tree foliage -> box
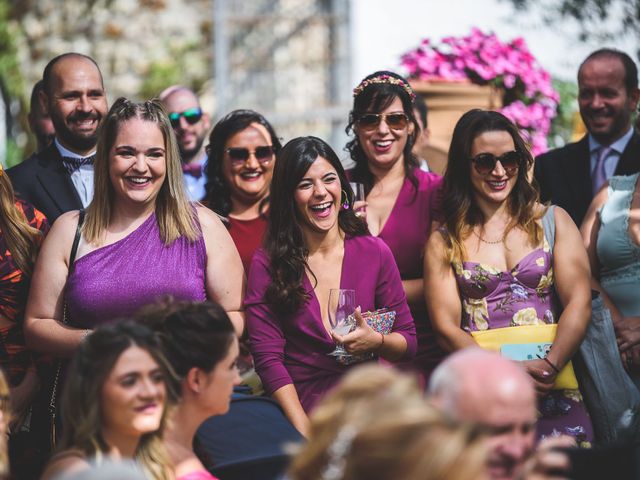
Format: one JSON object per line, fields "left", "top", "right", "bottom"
{"left": 504, "top": 0, "right": 640, "bottom": 58}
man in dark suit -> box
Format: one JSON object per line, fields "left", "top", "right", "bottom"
{"left": 8, "top": 53, "right": 108, "bottom": 223}
{"left": 535, "top": 49, "right": 640, "bottom": 226}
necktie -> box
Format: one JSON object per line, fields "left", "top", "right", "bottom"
{"left": 62, "top": 155, "right": 95, "bottom": 174}
{"left": 182, "top": 162, "right": 203, "bottom": 179}
{"left": 592, "top": 146, "right": 611, "bottom": 194}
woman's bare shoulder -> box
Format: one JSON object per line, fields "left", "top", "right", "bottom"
{"left": 41, "top": 449, "right": 90, "bottom": 479}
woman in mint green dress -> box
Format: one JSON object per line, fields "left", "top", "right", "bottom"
{"left": 582, "top": 173, "right": 640, "bottom": 388}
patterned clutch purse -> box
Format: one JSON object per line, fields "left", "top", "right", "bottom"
{"left": 335, "top": 308, "right": 396, "bottom": 366}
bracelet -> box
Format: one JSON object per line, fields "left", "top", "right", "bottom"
{"left": 377, "top": 332, "right": 385, "bottom": 351}
{"left": 542, "top": 356, "right": 560, "bottom": 374}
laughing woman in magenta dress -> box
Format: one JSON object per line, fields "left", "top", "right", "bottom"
{"left": 246, "top": 137, "right": 416, "bottom": 436}
{"left": 424, "top": 110, "right": 593, "bottom": 444}
{"left": 345, "top": 71, "right": 443, "bottom": 383}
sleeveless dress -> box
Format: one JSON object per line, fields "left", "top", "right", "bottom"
{"left": 597, "top": 173, "right": 640, "bottom": 389}
{"left": 65, "top": 212, "right": 207, "bottom": 327}
{"left": 453, "top": 235, "right": 593, "bottom": 446}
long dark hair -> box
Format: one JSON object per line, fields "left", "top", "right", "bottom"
{"left": 204, "top": 109, "right": 281, "bottom": 217}
{"left": 264, "top": 136, "right": 368, "bottom": 315}
{"left": 345, "top": 70, "right": 420, "bottom": 193}
{"left": 442, "top": 109, "right": 541, "bottom": 262}
{"left": 136, "top": 298, "right": 236, "bottom": 398}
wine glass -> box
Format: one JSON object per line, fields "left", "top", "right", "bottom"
{"left": 327, "top": 288, "right": 356, "bottom": 357}
{"left": 349, "top": 182, "right": 366, "bottom": 217}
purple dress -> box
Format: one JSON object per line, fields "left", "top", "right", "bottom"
{"left": 376, "top": 169, "right": 444, "bottom": 381}
{"left": 65, "top": 212, "right": 207, "bottom": 327}
{"left": 245, "top": 235, "right": 416, "bottom": 413}
{"left": 453, "top": 238, "right": 593, "bottom": 445}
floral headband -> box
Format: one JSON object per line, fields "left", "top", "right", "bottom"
{"left": 352, "top": 73, "right": 416, "bottom": 100}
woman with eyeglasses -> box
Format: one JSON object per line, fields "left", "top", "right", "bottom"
{"left": 424, "top": 109, "right": 593, "bottom": 442}
{"left": 24, "top": 98, "right": 245, "bottom": 362}
{"left": 204, "top": 110, "right": 282, "bottom": 274}
{"left": 346, "top": 71, "right": 443, "bottom": 384}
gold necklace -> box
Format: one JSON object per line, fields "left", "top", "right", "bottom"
{"left": 472, "top": 229, "right": 504, "bottom": 244}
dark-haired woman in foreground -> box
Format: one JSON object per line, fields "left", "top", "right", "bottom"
{"left": 137, "top": 299, "right": 239, "bottom": 480}
{"left": 424, "top": 109, "right": 593, "bottom": 443}
{"left": 346, "top": 71, "right": 443, "bottom": 383}
{"left": 246, "top": 136, "right": 416, "bottom": 436}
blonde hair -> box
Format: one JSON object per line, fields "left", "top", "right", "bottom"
{"left": 0, "top": 369, "right": 10, "bottom": 478}
{"left": 289, "top": 365, "right": 487, "bottom": 480}
{"left": 341, "top": 408, "right": 487, "bottom": 480}
{"left": 289, "top": 365, "right": 428, "bottom": 479}
{"left": 0, "top": 168, "right": 44, "bottom": 276}
{"left": 84, "top": 97, "right": 199, "bottom": 246}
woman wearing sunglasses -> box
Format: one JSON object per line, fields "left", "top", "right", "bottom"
{"left": 204, "top": 109, "right": 281, "bottom": 273}
{"left": 25, "top": 99, "right": 245, "bottom": 361}
{"left": 424, "top": 109, "right": 593, "bottom": 442}
{"left": 345, "top": 71, "right": 443, "bottom": 384}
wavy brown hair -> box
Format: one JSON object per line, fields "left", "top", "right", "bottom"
{"left": 84, "top": 97, "right": 199, "bottom": 246}
{"left": 264, "top": 136, "right": 368, "bottom": 316}
{"left": 0, "top": 169, "right": 44, "bottom": 276}
{"left": 442, "top": 109, "right": 542, "bottom": 263}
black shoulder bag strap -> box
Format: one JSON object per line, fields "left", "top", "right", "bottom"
{"left": 48, "top": 208, "right": 85, "bottom": 447}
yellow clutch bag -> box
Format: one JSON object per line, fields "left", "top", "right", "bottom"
{"left": 471, "top": 324, "right": 579, "bottom": 390}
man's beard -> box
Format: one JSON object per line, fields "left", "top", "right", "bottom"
{"left": 51, "top": 111, "right": 101, "bottom": 153}
{"left": 180, "top": 135, "right": 206, "bottom": 163}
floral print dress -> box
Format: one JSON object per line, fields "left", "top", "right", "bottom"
{"left": 453, "top": 237, "right": 593, "bottom": 446}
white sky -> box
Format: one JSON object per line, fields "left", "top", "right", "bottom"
{"left": 351, "top": 0, "right": 637, "bottom": 85}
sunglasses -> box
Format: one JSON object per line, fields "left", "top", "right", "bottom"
{"left": 356, "top": 113, "right": 409, "bottom": 131}
{"left": 168, "top": 107, "right": 203, "bottom": 128}
{"left": 225, "top": 146, "right": 275, "bottom": 166}
{"left": 471, "top": 150, "right": 522, "bottom": 176}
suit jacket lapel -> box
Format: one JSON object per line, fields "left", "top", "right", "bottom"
{"left": 36, "top": 144, "right": 83, "bottom": 214}
{"left": 615, "top": 130, "right": 640, "bottom": 175}
{"left": 558, "top": 135, "right": 592, "bottom": 212}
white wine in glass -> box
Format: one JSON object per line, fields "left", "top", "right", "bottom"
{"left": 327, "top": 288, "right": 356, "bottom": 357}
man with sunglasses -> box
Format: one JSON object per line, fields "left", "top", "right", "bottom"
{"left": 535, "top": 48, "right": 640, "bottom": 226}
{"left": 8, "top": 53, "right": 108, "bottom": 223}
{"left": 160, "top": 85, "right": 211, "bottom": 201}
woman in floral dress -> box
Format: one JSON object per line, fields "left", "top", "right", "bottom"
{"left": 424, "top": 109, "right": 593, "bottom": 444}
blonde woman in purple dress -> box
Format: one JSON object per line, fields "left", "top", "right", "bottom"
{"left": 424, "top": 109, "right": 593, "bottom": 444}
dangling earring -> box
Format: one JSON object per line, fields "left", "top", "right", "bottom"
{"left": 341, "top": 189, "right": 350, "bottom": 210}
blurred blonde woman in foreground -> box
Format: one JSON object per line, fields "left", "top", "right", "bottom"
{"left": 288, "top": 365, "right": 488, "bottom": 480}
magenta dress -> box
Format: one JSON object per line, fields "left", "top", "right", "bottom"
{"left": 65, "top": 212, "right": 207, "bottom": 327}
{"left": 245, "top": 235, "right": 416, "bottom": 413}
{"left": 453, "top": 238, "right": 593, "bottom": 445}
{"left": 376, "top": 169, "right": 444, "bottom": 382}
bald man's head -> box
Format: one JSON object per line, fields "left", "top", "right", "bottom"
{"left": 429, "top": 349, "right": 537, "bottom": 480}
{"left": 160, "top": 86, "right": 210, "bottom": 163}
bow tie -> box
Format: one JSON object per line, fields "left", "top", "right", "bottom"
{"left": 182, "top": 162, "right": 203, "bottom": 179}
{"left": 62, "top": 155, "right": 95, "bottom": 174}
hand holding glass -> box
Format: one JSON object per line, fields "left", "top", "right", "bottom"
{"left": 328, "top": 289, "right": 356, "bottom": 357}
